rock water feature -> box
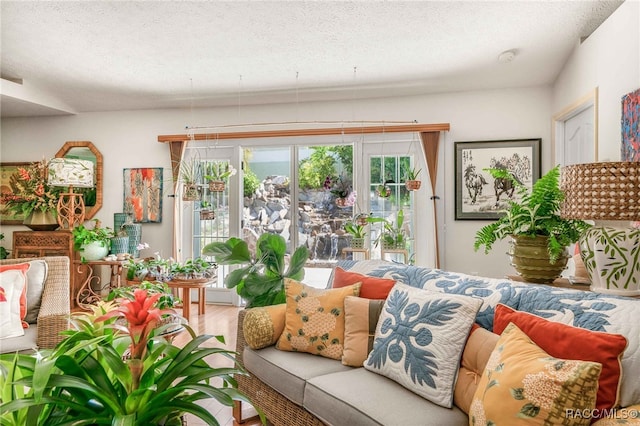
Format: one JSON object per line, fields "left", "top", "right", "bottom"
{"left": 242, "top": 175, "right": 353, "bottom": 264}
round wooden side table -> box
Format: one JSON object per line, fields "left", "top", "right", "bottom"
{"left": 166, "top": 278, "right": 212, "bottom": 319}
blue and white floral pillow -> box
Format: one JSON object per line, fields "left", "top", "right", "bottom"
{"left": 364, "top": 282, "right": 482, "bottom": 408}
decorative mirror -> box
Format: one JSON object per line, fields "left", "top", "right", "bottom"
{"left": 55, "top": 141, "right": 103, "bottom": 221}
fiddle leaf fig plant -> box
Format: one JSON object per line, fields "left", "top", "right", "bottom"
{"left": 202, "top": 233, "right": 309, "bottom": 308}
{"left": 473, "top": 165, "right": 591, "bottom": 263}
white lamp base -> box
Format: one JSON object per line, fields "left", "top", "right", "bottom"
{"left": 580, "top": 226, "right": 640, "bottom": 296}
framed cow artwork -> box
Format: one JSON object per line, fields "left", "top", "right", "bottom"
{"left": 454, "top": 139, "right": 541, "bottom": 220}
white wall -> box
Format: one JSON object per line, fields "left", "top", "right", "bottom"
{"left": 0, "top": 86, "right": 552, "bottom": 278}
{"left": 553, "top": 0, "right": 640, "bottom": 162}
{"left": 1, "top": 1, "right": 636, "bottom": 278}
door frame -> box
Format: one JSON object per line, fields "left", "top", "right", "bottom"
{"left": 552, "top": 88, "right": 599, "bottom": 165}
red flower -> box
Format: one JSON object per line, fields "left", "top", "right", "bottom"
{"left": 96, "top": 288, "right": 174, "bottom": 360}
{"left": 35, "top": 183, "right": 44, "bottom": 197}
{"left": 18, "top": 168, "right": 30, "bottom": 181}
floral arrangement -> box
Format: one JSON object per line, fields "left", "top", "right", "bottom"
{"left": 324, "top": 175, "right": 356, "bottom": 206}
{"left": 0, "top": 159, "right": 62, "bottom": 217}
{"left": 0, "top": 289, "right": 258, "bottom": 425}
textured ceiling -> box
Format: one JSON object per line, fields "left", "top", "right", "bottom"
{"left": 0, "top": 0, "right": 624, "bottom": 118}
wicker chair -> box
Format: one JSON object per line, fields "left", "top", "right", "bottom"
{"left": 233, "top": 309, "right": 325, "bottom": 426}
{"left": 0, "top": 256, "right": 70, "bottom": 352}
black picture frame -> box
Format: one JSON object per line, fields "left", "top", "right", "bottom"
{"left": 455, "top": 138, "right": 541, "bottom": 220}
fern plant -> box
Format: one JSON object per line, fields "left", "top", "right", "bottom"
{"left": 473, "top": 165, "right": 591, "bottom": 263}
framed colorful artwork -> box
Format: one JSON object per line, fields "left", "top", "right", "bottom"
{"left": 455, "top": 139, "right": 541, "bottom": 220}
{"left": 0, "top": 162, "right": 30, "bottom": 225}
{"left": 622, "top": 88, "right": 640, "bottom": 161}
{"left": 123, "top": 168, "right": 163, "bottom": 223}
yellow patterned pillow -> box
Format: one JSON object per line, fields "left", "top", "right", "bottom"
{"left": 276, "top": 278, "right": 361, "bottom": 360}
{"left": 470, "top": 323, "right": 602, "bottom": 426}
{"left": 242, "top": 303, "right": 286, "bottom": 350}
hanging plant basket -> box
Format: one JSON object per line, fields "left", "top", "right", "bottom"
{"left": 376, "top": 184, "right": 391, "bottom": 198}
{"left": 182, "top": 183, "right": 201, "bottom": 201}
{"left": 200, "top": 209, "right": 216, "bottom": 220}
{"left": 355, "top": 213, "right": 370, "bottom": 227}
{"left": 208, "top": 180, "right": 225, "bottom": 192}
{"left": 405, "top": 180, "right": 422, "bottom": 191}
{"left": 335, "top": 197, "right": 348, "bottom": 207}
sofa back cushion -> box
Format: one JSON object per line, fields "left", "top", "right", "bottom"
{"left": 494, "top": 303, "right": 627, "bottom": 415}
{"left": 24, "top": 259, "right": 48, "bottom": 324}
{"left": 342, "top": 296, "right": 385, "bottom": 366}
{"left": 453, "top": 324, "right": 500, "bottom": 414}
{"left": 242, "top": 303, "right": 286, "bottom": 350}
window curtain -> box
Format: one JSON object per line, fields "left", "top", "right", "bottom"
{"left": 419, "top": 131, "right": 441, "bottom": 268}
{"left": 170, "top": 141, "right": 187, "bottom": 262}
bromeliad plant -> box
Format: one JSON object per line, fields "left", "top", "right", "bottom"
{"left": 203, "top": 233, "right": 309, "bottom": 308}
{"left": 0, "top": 289, "right": 259, "bottom": 426}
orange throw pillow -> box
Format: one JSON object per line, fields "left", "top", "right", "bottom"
{"left": 494, "top": 303, "right": 627, "bottom": 415}
{"left": 0, "top": 263, "right": 30, "bottom": 328}
{"left": 332, "top": 267, "right": 395, "bottom": 299}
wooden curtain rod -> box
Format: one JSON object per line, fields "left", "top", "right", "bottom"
{"left": 158, "top": 123, "right": 450, "bottom": 143}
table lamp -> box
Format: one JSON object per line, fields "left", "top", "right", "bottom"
{"left": 48, "top": 158, "right": 94, "bottom": 229}
{"left": 560, "top": 162, "right": 640, "bottom": 295}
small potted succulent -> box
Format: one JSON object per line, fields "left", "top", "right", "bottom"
{"left": 404, "top": 167, "right": 422, "bottom": 191}
{"left": 204, "top": 161, "right": 236, "bottom": 192}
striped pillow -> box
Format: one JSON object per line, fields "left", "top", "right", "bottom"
{"left": 342, "top": 296, "right": 385, "bottom": 366}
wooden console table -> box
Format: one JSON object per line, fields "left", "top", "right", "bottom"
{"left": 74, "top": 260, "right": 124, "bottom": 309}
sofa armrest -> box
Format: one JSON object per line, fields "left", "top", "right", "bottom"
{"left": 36, "top": 256, "right": 70, "bottom": 348}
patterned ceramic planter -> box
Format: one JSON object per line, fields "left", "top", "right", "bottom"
{"left": 405, "top": 180, "right": 422, "bottom": 191}
{"left": 580, "top": 226, "right": 640, "bottom": 295}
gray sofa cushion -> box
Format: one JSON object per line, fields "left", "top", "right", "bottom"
{"left": 0, "top": 326, "right": 37, "bottom": 353}
{"left": 25, "top": 259, "right": 48, "bottom": 324}
{"left": 305, "top": 368, "right": 468, "bottom": 426}
{"left": 244, "top": 346, "right": 352, "bottom": 405}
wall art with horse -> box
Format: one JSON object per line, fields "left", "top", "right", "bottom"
{"left": 454, "top": 139, "right": 540, "bottom": 220}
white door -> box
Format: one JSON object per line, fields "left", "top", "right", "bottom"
{"left": 563, "top": 105, "right": 595, "bottom": 165}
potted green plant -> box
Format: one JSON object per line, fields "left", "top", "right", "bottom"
{"left": 72, "top": 219, "right": 115, "bottom": 261}
{"left": 202, "top": 233, "right": 309, "bottom": 307}
{"left": 0, "top": 288, "right": 260, "bottom": 425}
{"left": 0, "top": 233, "right": 8, "bottom": 260}
{"left": 199, "top": 199, "right": 215, "bottom": 220}
{"left": 404, "top": 167, "right": 422, "bottom": 191}
{"left": 179, "top": 158, "right": 202, "bottom": 201}
{"left": 344, "top": 220, "right": 367, "bottom": 249}
{"left": 171, "top": 257, "right": 217, "bottom": 280}
{"left": 369, "top": 209, "right": 407, "bottom": 250}
{"left": 474, "top": 165, "right": 591, "bottom": 283}
{"left": 203, "top": 161, "right": 236, "bottom": 192}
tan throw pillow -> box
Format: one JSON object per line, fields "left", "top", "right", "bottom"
{"left": 342, "top": 296, "right": 385, "bottom": 366}
{"left": 469, "top": 323, "right": 602, "bottom": 426}
{"left": 276, "top": 278, "right": 361, "bottom": 360}
{"left": 453, "top": 325, "right": 500, "bottom": 414}
{"left": 242, "top": 303, "right": 287, "bottom": 350}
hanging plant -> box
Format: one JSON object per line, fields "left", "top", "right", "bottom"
{"left": 376, "top": 180, "right": 392, "bottom": 198}
{"left": 204, "top": 161, "right": 236, "bottom": 192}
{"left": 404, "top": 167, "right": 422, "bottom": 191}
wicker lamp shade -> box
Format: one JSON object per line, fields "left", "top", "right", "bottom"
{"left": 560, "top": 162, "right": 640, "bottom": 221}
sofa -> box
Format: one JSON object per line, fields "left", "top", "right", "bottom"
{"left": 0, "top": 256, "right": 70, "bottom": 353}
{"left": 233, "top": 259, "right": 640, "bottom": 425}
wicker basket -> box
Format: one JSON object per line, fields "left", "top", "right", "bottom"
{"left": 405, "top": 180, "right": 422, "bottom": 191}
{"left": 182, "top": 183, "right": 200, "bottom": 201}
{"left": 208, "top": 180, "right": 225, "bottom": 192}
{"left": 350, "top": 238, "right": 365, "bottom": 249}
{"left": 199, "top": 209, "right": 215, "bottom": 220}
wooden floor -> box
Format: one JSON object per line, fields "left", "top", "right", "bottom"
{"left": 171, "top": 304, "right": 263, "bottom": 426}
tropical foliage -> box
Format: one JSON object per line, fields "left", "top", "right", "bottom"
{"left": 0, "top": 159, "right": 62, "bottom": 216}
{"left": 0, "top": 289, "right": 256, "bottom": 426}
{"left": 473, "top": 165, "right": 591, "bottom": 263}
{"left": 202, "top": 233, "right": 309, "bottom": 308}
